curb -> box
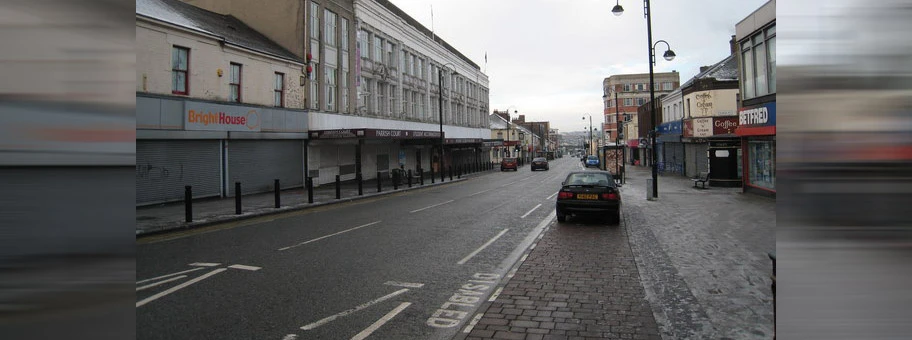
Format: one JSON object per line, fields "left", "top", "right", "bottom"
{"left": 136, "top": 176, "right": 478, "bottom": 238}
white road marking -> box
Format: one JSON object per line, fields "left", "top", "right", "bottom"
{"left": 228, "top": 264, "right": 261, "bottom": 271}
{"left": 462, "top": 313, "right": 484, "bottom": 334}
{"left": 519, "top": 176, "right": 534, "bottom": 182}
{"left": 546, "top": 191, "right": 559, "bottom": 200}
{"left": 278, "top": 221, "right": 383, "bottom": 251}
{"left": 506, "top": 267, "right": 518, "bottom": 279}
{"left": 282, "top": 335, "right": 298, "bottom": 340}
{"left": 136, "top": 268, "right": 227, "bottom": 308}
{"left": 300, "top": 289, "right": 410, "bottom": 330}
{"left": 189, "top": 262, "right": 221, "bottom": 267}
{"left": 520, "top": 254, "right": 529, "bottom": 262}
{"left": 520, "top": 204, "right": 542, "bottom": 219}
{"left": 136, "top": 267, "right": 205, "bottom": 284}
{"left": 530, "top": 243, "right": 537, "bottom": 250}
{"left": 136, "top": 275, "right": 187, "bottom": 291}
{"left": 500, "top": 181, "right": 518, "bottom": 187}
{"left": 410, "top": 200, "right": 455, "bottom": 213}
{"left": 350, "top": 302, "right": 412, "bottom": 340}
{"left": 488, "top": 287, "right": 504, "bottom": 302}
{"left": 457, "top": 229, "right": 510, "bottom": 265}
{"left": 468, "top": 189, "right": 493, "bottom": 197}
{"left": 384, "top": 281, "right": 425, "bottom": 288}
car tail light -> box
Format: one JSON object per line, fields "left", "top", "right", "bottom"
{"left": 557, "top": 191, "right": 574, "bottom": 200}
{"left": 600, "top": 193, "right": 619, "bottom": 200}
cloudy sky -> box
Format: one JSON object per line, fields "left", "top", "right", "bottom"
{"left": 388, "top": 0, "right": 769, "bottom": 133}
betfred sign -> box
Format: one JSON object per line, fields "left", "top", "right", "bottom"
{"left": 736, "top": 102, "right": 776, "bottom": 136}
{"left": 185, "top": 102, "right": 261, "bottom": 132}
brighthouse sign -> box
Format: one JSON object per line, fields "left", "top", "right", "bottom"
{"left": 185, "top": 102, "right": 261, "bottom": 132}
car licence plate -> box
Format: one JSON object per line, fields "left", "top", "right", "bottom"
{"left": 577, "top": 194, "right": 598, "bottom": 200}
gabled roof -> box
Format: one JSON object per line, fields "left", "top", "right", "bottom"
{"left": 489, "top": 113, "right": 510, "bottom": 129}
{"left": 137, "top": 0, "right": 302, "bottom": 63}
{"left": 681, "top": 54, "right": 738, "bottom": 89}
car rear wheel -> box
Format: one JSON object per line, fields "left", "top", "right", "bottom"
{"left": 556, "top": 209, "right": 566, "bottom": 222}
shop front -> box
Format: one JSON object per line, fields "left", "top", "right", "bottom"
{"left": 136, "top": 95, "right": 308, "bottom": 205}
{"left": 736, "top": 102, "right": 776, "bottom": 195}
{"left": 707, "top": 116, "right": 742, "bottom": 187}
{"left": 657, "top": 121, "right": 685, "bottom": 175}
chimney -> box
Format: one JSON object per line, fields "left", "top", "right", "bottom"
{"left": 517, "top": 115, "right": 526, "bottom": 123}
{"left": 730, "top": 35, "right": 737, "bottom": 55}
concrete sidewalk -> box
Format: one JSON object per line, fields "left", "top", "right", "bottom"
{"left": 136, "top": 165, "right": 498, "bottom": 236}
{"left": 461, "top": 166, "right": 775, "bottom": 340}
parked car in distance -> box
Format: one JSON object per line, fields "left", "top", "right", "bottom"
{"left": 585, "top": 155, "right": 600, "bottom": 168}
{"left": 531, "top": 157, "right": 549, "bottom": 171}
{"left": 500, "top": 157, "right": 518, "bottom": 171}
{"left": 556, "top": 171, "right": 621, "bottom": 224}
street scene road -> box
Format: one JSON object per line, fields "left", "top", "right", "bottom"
{"left": 137, "top": 157, "right": 775, "bottom": 340}
{"left": 138, "top": 158, "right": 578, "bottom": 340}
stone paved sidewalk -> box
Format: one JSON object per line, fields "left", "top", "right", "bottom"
{"left": 459, "top": 166, "right": 775, "bottom": 340}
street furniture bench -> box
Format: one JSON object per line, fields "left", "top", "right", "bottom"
{"left": 692, "top": 172, "right": 710, "bottom": 189}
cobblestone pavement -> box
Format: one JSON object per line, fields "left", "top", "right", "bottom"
{"left": 620, "top": 167, "right": 775, "bottom": 339}
{"left": 461, "top": 166, "right": 775, "bottom": 340}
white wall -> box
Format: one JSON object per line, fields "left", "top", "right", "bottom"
{"left": 136, "top": 19, "right": 306, "bottom": 109}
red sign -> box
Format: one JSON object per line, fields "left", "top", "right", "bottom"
{"left": 713, "top": 117, "right": 739, "bottom": 135}
{"left": 683, "top": 120, "right": 694, "bottom": 137}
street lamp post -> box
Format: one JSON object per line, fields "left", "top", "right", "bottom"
{"left": 615, "top": 90, "right": 624, "bottom": 184}
{"left": 582, "top": 114, "right": 592, "bottom": 156}
{"left": 613, "top": 0, "right": 675, "bottom": 199}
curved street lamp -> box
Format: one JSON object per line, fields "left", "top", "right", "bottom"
{"left": 582, "top": 114, "right": 593, "bottom": 155}
{"left": 613, "top": 0, "right": 676, "bottom": 200}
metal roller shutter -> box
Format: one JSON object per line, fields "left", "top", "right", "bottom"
{"left": 228, "top": 140, "right": 303, "bottom": 196}
{"left": 137, "top": 140, "right": 221, "bottom": 205}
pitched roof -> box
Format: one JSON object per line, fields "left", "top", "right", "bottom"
{"left": 137, "top": 0, "right": 302, "bottom": 63}
{"left": 681, "top": 54, "right": 738, "bottom": 89}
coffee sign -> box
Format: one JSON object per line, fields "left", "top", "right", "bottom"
{"left": 713, "top": 117, "right": 739, "bottom": 135}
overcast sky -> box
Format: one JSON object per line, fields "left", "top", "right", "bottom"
{"left": 388, "top": 0, "right": 770, "bottom": 133}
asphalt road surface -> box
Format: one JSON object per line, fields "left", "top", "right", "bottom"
{"left": 137, "top": 157, "right": 603, "bottom": 340}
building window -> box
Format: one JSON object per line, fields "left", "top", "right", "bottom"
{"left": 309, "top": 2, "right": 320, "bottom": 41}
{"left": 310, "top": 61, "right": 319, "bottom": 109}
{"left": 686, "top": 98, "right": 691, "bottom": 118}
{"left": 624, "top": 98, "right": 632, "bottom": 106}
{"left": 623, "top": 83, "right": 631, "bottom": 92}
{"left": 663, "top": 82, "right": 673, "bottom": 90}
{"left": 386, "top": 43, "right": 395, "bottom": 68}
{"left": 402, "top": 89, "right": 410, "bottom": 116}
{"left": 324, "top": 10, "right": 336, "bottom": 47}
{"left": 741, "top": 24, "right": 776, "bottom": 100}
{"left": 373, "top": 36, "right": 382, "bottom": 62}
{"left": 341, "top": 18, "right": 349, "bottom": 51}
{"left": 637, "top": 98, "right": 645, "bottom": 106}
{"left": 341, "top": 71, "right": 349, "bottom": 112}
{"left": 389, "top": 85, "right": 396, "bottom": 116}
{"left": 748, "top": 139, "right": 776, "bottom": 190}
{"left": 229, "top": 63, "right": 241, "bottom": 102}
{"left": 171, "top": 46, "right": 189, "bottom": 95}
{"left": 325, "top": 66, "right": 336, "bottom": 111}
{"left": 359, "top": 30, "right": 369, "bottom": 58}
{"left": 417, "top": 58, "right": 424, "bottom": 80}
{"left": 411, "top": 92, "right": 418, "bottom": 116}
{"left": 376, "top": 83, "right": 385, "bottom": 115}
{"left": 274, "top": 72, "right": 284, "bottom": 107}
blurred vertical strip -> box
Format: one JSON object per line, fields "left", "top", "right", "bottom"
{"left": 779, "top": 1, "right": 912, "bottom": 340}
{"left": 0, "top": 0, "right": 135, "bottom": 339}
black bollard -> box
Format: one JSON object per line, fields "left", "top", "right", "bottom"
{"left": 407, "top": 170, "right": 412, "bottom": 188}
{"left": 184, "top": 185, "right": 192, "bottom": 223}
{"left": 357, "top": 173, "right": 363, "bottom": 196}
{"left": 235, "top": 182, "right": 242, "bottom": 215}
{"left": 274, "top": 179, "right": 280, "bottom": 208}
{"left": 431, "top": 167, "right": 435, "bottom": 184}
{"left": 449, "top": 166, "right": 453, "bottom": 181}
{"left": 335, "top": 175, "right": 341, "bottom": 199}
{"left": 307, "top": 177, "right": 313, "bottom": 203}
{"left": 393, "top": 171, "right": 399, "bottom": 190}
{"left": 377, "top": 171, "right": 382, "bottom": 192}
{"left": 419, "top": 168, "right": 424, "bottom": 185}
{"left": 440, "top": 166, "right": 445, "bottom": 182}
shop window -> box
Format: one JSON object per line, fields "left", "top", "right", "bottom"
{"left": 748, "top": 140, "right": 775, "bottom": 190}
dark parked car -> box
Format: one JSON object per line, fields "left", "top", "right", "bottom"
{"left": 531, "top": 157, "right": 549, "bottom": 171}
{"left": 556, "top": 171, "right": 621, "bottom": 223}
{"left": 500, "top": 157, "right": 518, "bottom": 171}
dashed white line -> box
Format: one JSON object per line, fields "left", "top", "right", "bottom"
{"left": 410, "top": 200, "right": 455, "bottom": 213}
{"left": 384, "top": 281, "right": 425, "bottom": 288}
{"left": 136, "top": 268, "right": 227, "bottom": 308}
{"left": 282, "top": 335, "right": 298, "bottom": 340}
{"left": 468, "top": 189, "right": 494, "bottom": 197}
{"left": 457, "top": 229, "right": 510, "bottom": 265}
{"left": 546, "top": 191, "right": 559, "bottom": 200}
{"left": 350, "top": 302, "right": 412, "bottom": 340}
{"left": 500, "top": 181, "right": 518, "bottom": 187}
{"left": 506, "top": 267, "right": 518, "bottom": 279}
{"left": 136, "top": 267, "right": 205, "bottom": 285}
{"left": 278, "top": 221, "right": 383, "bottom": 251}
{"left": 462, "top": 313, "right": 484, "bottom": 334}
{"left": 136, "top": 275, "right": 187, "bottom": 291}
{"left": 520, "top": 254, "right": 529, "bottom": 262}
{"left": 228, "top": 264, "right": 261, "bottom": 271}
{"left": 300, "top": 289, "right": 410, "bottom": 330}
{"left": 189, "top": 262, "right": 221, "bottom": 267}
{"left": 520, "top": 204, "right": 542, "bottom": 219}
{"left": 488, "top": 287, "right": 504, "bottom": 302}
